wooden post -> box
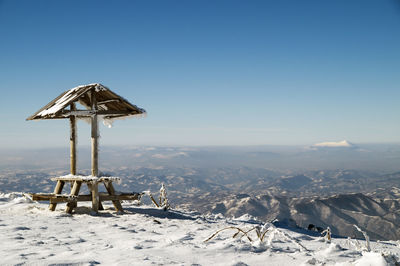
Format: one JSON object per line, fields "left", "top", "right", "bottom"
{"left": 104, "top": 181, "right": 124, "bottom": 212}
{"left": 91, "top": 90, "right": 99, "bottom": 177}
{"left": 49, "top": 180, "right": 65, "bottom": 211}
{"left": 70, "top": 103, "right": 77, "bottom": 175}
{"left": 91, "top": 181, "right": 99, "bottom": 212}
{"left": 87, "top": 183, "right": 104, "bottom": 210}
{"left": 65, "top": 181, "right": 82, "bottom": 214}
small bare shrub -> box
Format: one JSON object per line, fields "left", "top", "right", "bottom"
{"left": 353, "top": 225, "right": 371, "bottom": 252}
{"left": 204, "top": 225, "right": 268, "bottom": 243}
{"left": 159, "top": 184, "right": 170, "bottom": 210}
{"left": 321, "top": 226, "right": 331, "bottom": 243}
{"left": 204, "top": 223, "right": 309, "bottom": 252}
{"left": 143, "top": 183, "right": 170, "bottom": 210}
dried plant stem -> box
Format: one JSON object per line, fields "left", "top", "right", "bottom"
{"left": 354, "top": 225, "right": 371, "bottom": 252}
{"left": 204, "top": 226, "right": 253, "bottom": 243}
{"left": 259, "top": 229, "right": 269, "bottom": 242}
{"left": 147, "top": 193, "right": 159, "bottom": 208}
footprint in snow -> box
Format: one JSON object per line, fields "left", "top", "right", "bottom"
{"left": 103, "top": 243, "right": 113, "bottom": 249}
{"left": 19, "top": 252, "right": 38, "bottom": 258}
{"left": 231, "top": 262, "right": 249, "bottom": 266}
{"left": 14, "top": 226, "right": 31, "bottom": 231}
{"left": 179, "top": 234, "right": 194, "bottom": 241}
{"left": 76, "top": 237, "right": 86, "bottom": 243}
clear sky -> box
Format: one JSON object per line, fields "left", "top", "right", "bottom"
{"left": 0, "top": 0, "right": 399, "bottom": 148}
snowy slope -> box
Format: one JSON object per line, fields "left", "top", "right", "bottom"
{"left": 1, "top": 193, "right": 399, "bottom": 265}
{"left": 211, "top": 193, "right": 400, "bottom": 241}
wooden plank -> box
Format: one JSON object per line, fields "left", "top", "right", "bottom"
{"left": 49, "top": 180, "right": 65, "bottom": 211}
{"left": 27, "top": 84, "right": 94, "bottom": 120}
{"left": 91, "top": 181, "right": 99, "bottom": 212}
{"left": 65, "top": 181, "right": 82, "bottom": 214}
{"left": 70, "top": 103, "right": 77, "bottom": 175}
{"left": 91, "top": 89, "right": 98, "bottom": 177}
{"left": 104, "top": 181, "right": 124, "bottom": 212}
{"left": 61, "top": 110, "right": 132, "bottom": 116}
{"left": 31, "top": 109, "right": 137, "bottom": 119}
{"left": 103, "top": 87, "right": 145, "bottom": 113}
{"left": 97, "top": 98, "right": 120, "bottom": 105}
{"left": 26, "top": 90, "right": 68, "bottom": 121}
{"left": 32, "top": 193, "right": 61, "bottom": 201}
{"left": 51, "top": 176, "right": 120, "bottom": 182}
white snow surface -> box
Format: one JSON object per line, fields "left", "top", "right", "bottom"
{"left": 1, "top": 192, "right": 399, "bottom": 266}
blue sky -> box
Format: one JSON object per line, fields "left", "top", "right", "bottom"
{"left": 0, "top": 0, "right": 399, "bottom": 148}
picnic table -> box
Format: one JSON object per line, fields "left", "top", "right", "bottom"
{"left": 31, "top": 175, "right": 142, "bottom": 214}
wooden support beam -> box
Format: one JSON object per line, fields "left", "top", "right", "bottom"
{"left": 87, "top": 183, "right": 104, "bottom": 210}
{"left": 49, "top": 180, "right": 65, "bottom": 211}
{"left": 91, "top": 90, "right": 99, "bottom": 177}
{"left": 65, "top": 181, "right": 82, "bottom": 214}
{"left": 104, "top": 181, "right": 124, "bottom": 212}
{"left": 70, "top": 103, "right": 77, "bottom": 175}
{"left": 30, "top": 110, "right": 133, "bottom": 120}
{"left": 69, "top": 181, "right": 77, "bottom": 209}
{"left": 97, "top": 98, "right": 120, "bottom": 105}
{"left": 61, "top": 110, "right": 132, "bottom": 117}
{"left": 91, "top": 181, "right": 99, "bottom": 212}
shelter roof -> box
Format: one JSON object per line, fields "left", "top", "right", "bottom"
{"left": 27, "top": 83, "right": 146, "bottom": 120}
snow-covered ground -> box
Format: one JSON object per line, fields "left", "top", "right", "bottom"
{"left": 1, "top": 192, "right": 399, "bottom": 266}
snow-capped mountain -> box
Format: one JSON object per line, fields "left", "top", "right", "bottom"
{"left": 313, "top": 140, "right": 356, "bottom": 148}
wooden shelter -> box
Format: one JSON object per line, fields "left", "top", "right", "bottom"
{"left": 27, "top": 83, "right": 146, "bottom": 213}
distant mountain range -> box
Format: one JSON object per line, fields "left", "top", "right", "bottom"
{"left": 1, "top": 145, "right": 400, "bottom": 240}
{"left": 3, "top": 165, "right": 400, "bottom": 240}
{"left": 208, "top": 190, "right": 400, "bottom": 241}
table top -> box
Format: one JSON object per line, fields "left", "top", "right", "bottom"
{"left": 51, "top": 174, "right": 121, "bottom": 183}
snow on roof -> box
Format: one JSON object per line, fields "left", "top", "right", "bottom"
{"left": 27, "top": 83, "right": 146, "bottom": 121}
